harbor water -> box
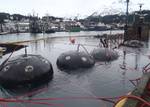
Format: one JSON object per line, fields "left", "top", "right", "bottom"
{"left": 0, "top": 30, "right": 150, "bottom": 107}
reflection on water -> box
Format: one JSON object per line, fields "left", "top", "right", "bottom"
{"left": 1, "top": 80, "right": 49, "bottom": 98}
{"left": 0, "top": 31, "right": 149, "bottom": 107}
{"left": 0, "top": 30, "right": 123, "bottom": 43}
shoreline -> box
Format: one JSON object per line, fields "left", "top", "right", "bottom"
{"left": 0, "top": 29, "right": 123, "bottom": 36}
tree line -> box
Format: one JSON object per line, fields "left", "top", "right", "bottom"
{"left": 1, "top": 10, "right": 150, "bottom": 25}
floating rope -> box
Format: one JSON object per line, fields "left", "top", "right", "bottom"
{"left": 0, "top": 98, "right": 63, "bottom": 107}
{"left": 0, "top": 95, "right": 148, "bottom": 107}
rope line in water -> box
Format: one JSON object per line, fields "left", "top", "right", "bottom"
{"left": 0, "top": 98, "right": 64, "bottom": 107}
{"left": 15, "top": 87, "right": 48, "bottom": 99}
{"left": 0, "top": 95, "right": 149, "bottom": 107}
{"left": 26, "top": 95, "right": 150, "bottom": 107}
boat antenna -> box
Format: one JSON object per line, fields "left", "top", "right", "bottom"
{"left": 138, "top": 3, "right": 144, "bottom": 15}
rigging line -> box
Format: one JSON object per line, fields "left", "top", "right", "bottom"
{"left": 0, "top": 45, "right": 22, "bottom": 71}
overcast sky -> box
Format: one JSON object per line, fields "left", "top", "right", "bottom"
{"left": 0, "top": 0, "right": 150, "bottom": 18}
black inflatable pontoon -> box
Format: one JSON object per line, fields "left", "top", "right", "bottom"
{"left": 0, "top": 54, "right": 53, "bottom": 88}
{"left": 57, "top": 51, "right": 95, "bottom": 70}
{"left": 91, "top": 48, "right": 119, "bottom": 61}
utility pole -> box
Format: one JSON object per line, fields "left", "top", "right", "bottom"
{"left": 126, "top": 0, "right": 129, "bottom": 25}
{"left": 124, "top": 0, "right": 129, "bottom": 41}
{"left": 138, "top": 3, "right": 144, "bottom": 41}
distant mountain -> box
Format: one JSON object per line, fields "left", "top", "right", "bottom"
{"left": 0, "top": 13, "right": 10, "bottom": 20}
{"left": 81, "top": 10, "right": 150, "bottom": 24}
{"left": 0, "top": 12, "right": 29, "bottom": 21}
{"left": 11, "top": 14, "right": 29, "bottom": 21}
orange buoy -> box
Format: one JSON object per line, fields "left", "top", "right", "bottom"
{"left": 69, "top": 37, "right": 75, "bottom": 44}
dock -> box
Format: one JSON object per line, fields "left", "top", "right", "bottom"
{"left": 0, "top": 43, "right": 26, "bottom": 55}
{"left": 0, "top": 32, "right": 9, "bottom": 35}
{"left": 117, "top": 73, "right": 150, "bottom": 107}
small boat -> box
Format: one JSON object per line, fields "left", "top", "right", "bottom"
{"left": 29, "top": 16, "right": 42, "bottom": 33}
{"left": 69, "top": 26, "right": 81, "bottom": 32}
{"left": 45, "top": 29, "right": 55, "bottom": 33}
{"left": 66, "top": 25, "right": 81, "bottom": 32}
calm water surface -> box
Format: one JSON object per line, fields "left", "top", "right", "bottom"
{"left": 0, "top": 31, "right": 150, "bottom": 107}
